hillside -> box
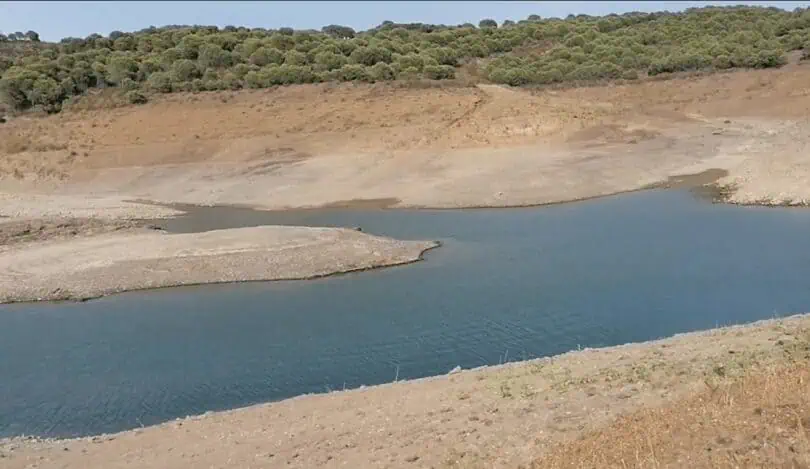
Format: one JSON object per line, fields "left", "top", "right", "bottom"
{"left": 2, "top": 6, "right": 810, "bottom": 113}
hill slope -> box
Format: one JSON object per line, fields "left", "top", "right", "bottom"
{"left": 2, "top": 6, "right": 810, "bottom": 113}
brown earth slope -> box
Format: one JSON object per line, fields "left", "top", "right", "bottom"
{"left": 1, "top": 66, "right": 810, "bottom": 214}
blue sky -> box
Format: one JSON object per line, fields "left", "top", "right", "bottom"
{"left": 1, "top": 1, "right": 808, "bottom": 42}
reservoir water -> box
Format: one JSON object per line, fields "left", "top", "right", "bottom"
{"left": 2, "top": 189, "right": 810, "bottom": 438}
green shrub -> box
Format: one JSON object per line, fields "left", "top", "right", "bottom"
{"left": 265, "top": 64, "right": 316, "bottom": 84}
{"left": 28, "top": 77, "right": 63, "bottom": 111}
{"left": 313, "top": 51, "right": 347, "bottom": 71}
{"left": 248, "top": 47, "right": 284, "bottom": 66}
{"left": 126, "top": 89, "right": 148, "bottom": 104}
{"left": 198, "top": 43, "right": 231, "bottom": 69}
{"left": 146, "top": 71, "right": 173, "bottom": 92}
{"left": 371, "top": 62, "right": 396, "bottom": 81}
{"left": 338, "top": 64, "right": 371, "bottom": 82}
{"left": 170, "top": 59, "right": 200, "bottom": 82}
{"left": 423, "top": 64, "right": 455, "bottom": 80}
{"left": 394, "top": 53, "right": 426, "bottom": 71}
{"left": 425, "top": 47, "right": 459, "bottom": 66}
{"left": 284, "top": 50, "right": 308, "bottom": 66}
{"left": 106, "top": 55, "right": 139, "bottom": 85}
{"left": 350, "top": 46, "right": 393, "bottom": 66}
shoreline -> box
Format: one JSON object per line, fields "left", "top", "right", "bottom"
{"left": 3, "top": 312, "right": 808, "bottom": 467}
{"left": 0, "top": 171, "right": 800, "bottom": 306}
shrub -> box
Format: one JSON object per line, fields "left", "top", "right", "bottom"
{"left": 371, "top": 62, "right": 396, "bottom": 81}
{"left": 350, "top": 46, "right": 393, "bottom": 66}
{"left": 198, "top": 43, "right": 231, "bottom": 69}
{"left": 248, "top": 47, "right": 284, "bottom": 66}
{"left": 28, "top": 77, "right": 63, "bottom": 111}
{"left": 266, "top": 64, "right": 316, "bottom": 84}
{"left": 106, "top": 55, "right": 139, "bottom": 85}
{"left": 170, "top": 59, "right": 200, "bottom": 82}
{"left": 338, "top": 63, "right": 371, "bottom": 81}
{"left": 423, "top": 64, "right": 455, "bottom": 80}
{"left": 314, "top": 51, "right": 348, "bottom": 71}
{"left": 146, "top": 71, "right": 173, "bottom": 92}
{"left": 394, "top": 53, "right": 426, "bottom": 71}
{"left": 425, "top": 47, "right": 459, "bottom": 66}
{"left": 126, "top": 89, "right": 148, "bottom": 104}
{"left": 284, "top": 50, "right": 308, "bottom": 66}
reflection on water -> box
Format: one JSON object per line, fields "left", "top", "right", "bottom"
{"left": 2, "top": 190, "right": 810, "bottom": 437}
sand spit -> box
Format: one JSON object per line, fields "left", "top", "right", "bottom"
{"left": 0, "top": 225, "right": 437, "bottom": 303}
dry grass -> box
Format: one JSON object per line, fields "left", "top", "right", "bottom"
{"left": 532, "top": 359, "right": 810, "bottom": 469}
{"left": 60, "top": 89, "right": 133, "bottom": 112}
{"left": 0, "top": 131, "right": 67, "bottom": 155}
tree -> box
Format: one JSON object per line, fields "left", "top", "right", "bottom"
{"left": 423, "top": 64, "right": 455, "bottom": 79}
{"left": 314, "top": 51, "right": 347, "bottom": 71}
{"left": 371, "top": 62, "right": 396, "bottom": 81}
{"left": 109, "top": 30, "right": 125, "bottom": 40}
{"left": 338, "top": 63, "right": 371, "bottom": 82}
{"left": 479, "top": 19, "right": 498, "bottom": 29}
{"left": 198, "top": 43, "right": 231, "bottom": 69}
{"left": 170, "top": 59, "right": 201, "bottom": 82}
{"left": 248, "top": 47, "right": 284, "bottom": 66}
{"left": 29, "top": 77, "right": 63, "bottom": 111}
{"left": 284, "top": 50, "right": 308, "bottom": 66}
{"left": 321, "top": 24, "right": 355, "bottom": 39}
{"left": 0, "top": 33, "right": 7, "bottom": 42}
{"left": 106, "top": 55, "right": 139, "bottom": 85}
{"left": 350, "top": 46, "right": 393, "bottom": 65}
{"left": 25, "top": 30, "right": 40, "bottom": 42}
{"left": 146, "top": 71, "right": 173, "bottom": 92}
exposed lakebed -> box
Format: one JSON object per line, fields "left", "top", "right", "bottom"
{"left": 2, "top": 189, "right": 810, "bottom": 438}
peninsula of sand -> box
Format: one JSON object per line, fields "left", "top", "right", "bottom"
{"left": 2, "top": 62, "right": 810, "bottom": 467}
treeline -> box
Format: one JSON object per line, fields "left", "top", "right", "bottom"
{"left": 1, "top": 5, "right": 809, "bottom": 113}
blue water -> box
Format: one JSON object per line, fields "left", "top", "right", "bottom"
{"left": 2, "top": 189, "right": 810, "bottom": 438}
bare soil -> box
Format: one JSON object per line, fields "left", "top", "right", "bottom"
{"left": 2, "top": 67, "right": 810, "bottom": 212}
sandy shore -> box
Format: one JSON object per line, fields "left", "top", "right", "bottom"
{"left": 0, "top": 225, "right": 436, "bottom": 303}
{"left": 2, "top": 313, "right": 807, "bottom": 469}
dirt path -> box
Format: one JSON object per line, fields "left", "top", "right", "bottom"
{"left": 3, "top": 314, "right": 807, "bottom": 469}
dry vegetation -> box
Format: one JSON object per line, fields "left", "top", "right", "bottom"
{"left": 533, "top": 361, "right": 810, "bottom": 469}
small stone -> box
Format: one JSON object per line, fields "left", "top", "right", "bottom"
{"left": 405, "top": 455, "right": 420, "bottom": 463}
